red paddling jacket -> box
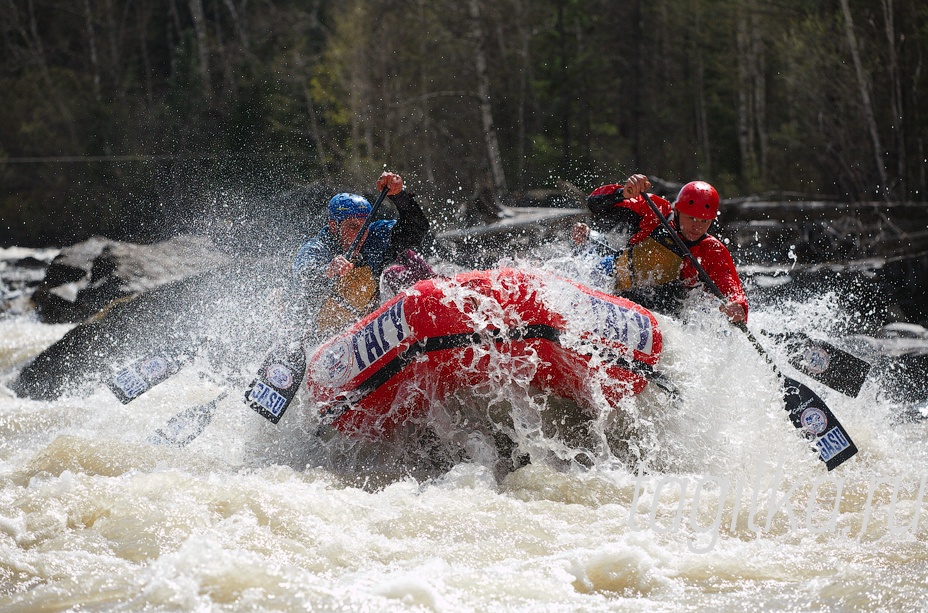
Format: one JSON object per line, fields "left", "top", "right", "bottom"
{"left": 586, "top": 183, "right": 748, "bottom": 321}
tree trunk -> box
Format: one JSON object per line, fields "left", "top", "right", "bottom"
{"left": 693, "top": 1, "right": 710, "bottom": 175}
{"left": 302, "top": 79, "right": 330, "bottom": 183}
{"left": 188, "top": 0, "right": 212, "bottom": 98}
{"left": 515, "top": 0, "right": 531, "bottom": 190}
{"left": 733, "top": 2, "right": 769, "bottom": 183}
{"left": 881, "top": 0, "right": 905, "bottom": 197}
{"left": 630, "top": 0, "right": 642, "bottom": 170}
{"left": 417, "top": 0, "right": 435, "bottom": 187}
{"left": 347, "top": 5, "right": 367, "bottom": 165}
{"left": 222, "top": 0, "right": 249, "bottom": 50}
{"left": 83, "top": 0, "right": 102, "bottom": 101}
{"left": 575, "top": 19, "right": 591, "bottom": 169}
{"left": 212, "top": 0, "right": 232, "bottom": 98}
{"left": 102, "top": 0, "right": 120, "bottom": 100}
{"left": 137, "top": 0, "right": 154, "bottom": 106}
{"left": 751, "top": 7, "right": 768, "bottom": 179}
{"left": 736, "top": 4, "right": 758, "bottom": 179}
{"left": 469, "top": 0, "right": 508, "bottom": 201}
{"left": 555, "top": 0, "right": 570, "bottom": 174}
{"left": 839, "top": 0, "right": 889, "bottom": 192}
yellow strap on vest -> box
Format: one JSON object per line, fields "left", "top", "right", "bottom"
{"left": 317, "top": 265, "right": 378, "bottom": 334}
{"left": 614, "top": 237, "right": 684, "bottom": 292}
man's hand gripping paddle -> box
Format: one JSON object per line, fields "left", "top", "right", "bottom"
{"left": 147, "top": 186, "right": 390, "bottom": 445}
{"left": 244, "top": 185, "right": 391, "bottom": 424}
{"left": 573, "top": 216, "right": 867, "bottom": 399}
{"left": 640, "top": 192, "right": 858, "bottom": 470}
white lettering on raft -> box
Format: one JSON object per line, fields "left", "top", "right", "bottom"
{"left": 586, "top": 294, "right": 655, "bottom": 355}
{"left": 313, "top": 299, "right": 410, "bottom": 386}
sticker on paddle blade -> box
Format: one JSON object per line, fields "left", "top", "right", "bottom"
{"left": 246, "top": 342, "right": 307, "bottom": 423}
{"left": 783, "top": 375, "right": 858, "bottom": 471}
{"left": 781, "top": 333, "right": 871, "bottom": 398}
{"left": 107, "top": 350, "right": 193, "bottom": 404}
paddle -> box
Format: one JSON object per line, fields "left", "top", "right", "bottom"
{"left": 148, "top": 391, "right": 228, "bottom": 447}
{"left": 761, "top": 330, "right": 870, "bottom": 398}
{"left": 106, "top": 346, "right": 197, "bottom": 404}
{"left": 574, "top": 222, "right": 869, "bottom": 398}
{"left": 640, "top": 191, "right": 857, "bottom": 470}
{"left": 245, "top": 185, "right": 392, "bottom": 424}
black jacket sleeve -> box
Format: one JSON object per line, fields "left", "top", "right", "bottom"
{"left": 385, "top": 191, "right": 430, "bottom": 260}
{"left": 586, "top": 187, "right": 643, "bottom": 236}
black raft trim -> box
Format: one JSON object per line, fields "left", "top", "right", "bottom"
{"left": 341, "top": 324, "right": 657, "bottom": 405}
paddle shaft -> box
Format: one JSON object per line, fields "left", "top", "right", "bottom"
{"left": 324, "top": 185, "right": 391, "bottom": 319}
{"left": 344, "top": 186, "right": 390, "bottom": 261}
{"left": 248, "top": 185, "right": 392, "bottom": 423}
{"left": 638, "top": 192, "right": 774, "bottom": 366}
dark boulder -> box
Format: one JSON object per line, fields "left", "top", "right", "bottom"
{"left": 32, "top": 235, "right": 229, "bottom": 324}
{"left": 11, "top": 257, "right": 288, "bottom": 401}
{"left": 1, "top": 251, "right": 55, "bottom": 315}
{"left": 10, "top": 184, "right": 346, "bottom": 401}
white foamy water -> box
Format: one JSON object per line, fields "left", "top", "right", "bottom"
{"left": 1, "top": 263, "right": 928, "bottom": 612}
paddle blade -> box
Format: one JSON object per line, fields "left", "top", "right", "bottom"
{"left": 245, "top": 341, "right": 307, "bottom": 424}
{"left": 149, "top": 391, "right": 226, "bottom": 447}
{"left": 107, "top": 349, "right": 195, "bottom": 404}
{"left": 774, "top": 332, "right": 871, "bottom": 398}
{"left": 782, "top": 376, "right": 857, "bottom": 470}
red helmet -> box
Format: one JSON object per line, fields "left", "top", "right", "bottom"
{"left": 674, "top": 181, "right": 719, "bottom": 220}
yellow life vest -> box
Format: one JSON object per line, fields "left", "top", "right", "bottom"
{"left": 316, "top": 265, "right": 378, "bottom": 334}
{"left": 614, "top": 236, "right": 685, "bottom": 292}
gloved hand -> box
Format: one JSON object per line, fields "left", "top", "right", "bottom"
{"left": 622, "top": 174, "right": 651, "bottom": 199}
{"left": 570, "top": 222, "right": 590, "bottom": 246}
{"left": 377, "top": 171, "right": 404, "bottom": 196}
{"left": 325, "top": 255, "right": 354, "bottom": 278}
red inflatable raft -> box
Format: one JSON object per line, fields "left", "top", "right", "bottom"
{"left": 306, "top": 268, "right": 663, "bottom": 439}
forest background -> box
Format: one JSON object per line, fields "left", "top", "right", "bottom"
{"left": 1, "top": 0, "right": 925, "bottom": 248}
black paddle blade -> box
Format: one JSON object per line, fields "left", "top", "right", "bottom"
{"left": 782, "top": 376, "right": 857, "bottom": 470}
{"left": 768, "top": 332, "right": 871, "bottom": 398}
{"left": 148, "top": 391, "right": 226, "bottom": 447}
{"left": 245, "top": 341, "right": 307, "bottom": 424}
{"left": 107, "top": 349, "right": 195, "bottom": 404}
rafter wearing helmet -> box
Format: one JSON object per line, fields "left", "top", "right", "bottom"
{"left": 571, "top": 174, "right": 747, "bottom": 323}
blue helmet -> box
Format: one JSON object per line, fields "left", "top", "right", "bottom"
{"left": 327, "top": 193, "right": 371, "bottom": 222}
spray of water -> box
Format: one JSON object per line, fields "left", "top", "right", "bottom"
{"left": 4, "top": 222, "right": 928, "bottom": 609}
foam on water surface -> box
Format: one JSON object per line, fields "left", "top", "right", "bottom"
{"left": 2, "top": 253, "right": 927, "bottom": 611}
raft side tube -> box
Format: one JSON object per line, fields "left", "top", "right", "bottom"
{"left": 306, "top": 268, "right": 662, "bottom": 439}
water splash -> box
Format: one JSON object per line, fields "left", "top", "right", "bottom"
{"left": 4, "top": 244, "right": 928, "bottom": 610}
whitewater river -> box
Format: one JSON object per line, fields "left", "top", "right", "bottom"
{"left": 2, "top": 253, "right": 928, "bottom": 611}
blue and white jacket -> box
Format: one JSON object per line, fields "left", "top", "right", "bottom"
{"left": 292, "top": 190, "right": 430, "bottom": 290}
